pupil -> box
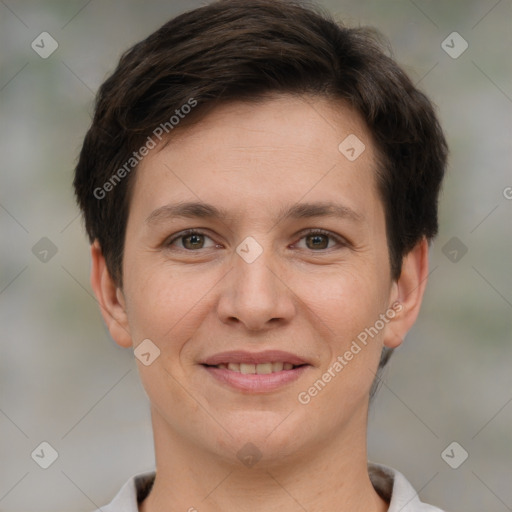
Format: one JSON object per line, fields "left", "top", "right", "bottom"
{"left": 308, "top": 234, "right": 327, "bottom": 249}
{"left": 186, "top": 234, "right": 203, "bottom": 249}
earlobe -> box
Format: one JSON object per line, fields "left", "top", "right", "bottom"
{"left": 90, "top": 240, "right": 133, "bottom": 348}
{"left": 383, "top": 238, "right": 430, "bottom": 349}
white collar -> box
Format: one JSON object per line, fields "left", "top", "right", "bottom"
{"left": 97, "top": 462, "right": 446, "bottom": 511}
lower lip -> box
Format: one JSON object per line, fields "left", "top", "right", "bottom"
{"left": 202, "top": 365, "right": 310, "bottom": 393}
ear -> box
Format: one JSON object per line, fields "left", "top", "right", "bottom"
{"left": 90, "top": 240, "right": 133, "bottom": 348}
{"left": 383, "top": 237, "right": 430, "bottom": 349}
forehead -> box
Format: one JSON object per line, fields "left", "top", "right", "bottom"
{"left": 130, "top": 94, "right": 382, "bottom": 225}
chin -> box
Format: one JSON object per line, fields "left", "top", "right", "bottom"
{"left": 208, "top": 410, "right": 307, "bottom": 462}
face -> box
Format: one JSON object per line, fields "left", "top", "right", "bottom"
{"left": 99, "top": 94, "right": 412, "bottom": 466}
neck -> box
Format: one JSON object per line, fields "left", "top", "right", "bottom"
{"left": 140, "top": 406, "right": 388, "bottom": 512}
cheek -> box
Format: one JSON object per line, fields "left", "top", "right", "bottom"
{"left": 124, "top": 261, "right": 239, "bottom": 369}
{"left": 298, "top": 264, "right": 389, "bottom": 401}
{"left": 302, "top": 265, "right": 386, "bottom": 338}
{"left": 123, "top": 261, "right": 202, "bottom": 344}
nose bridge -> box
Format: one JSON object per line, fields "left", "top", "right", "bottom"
{"left": 217, "top": 235, "right": 294, "bottom": 329}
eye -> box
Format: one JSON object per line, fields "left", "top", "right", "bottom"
{"left": 293, "top": 229, "right": 346, "bottom": 251}
{"left": 165, "top": 229, "right": 218, "bottom": 250}
{"left": 164, "top": 228, "right": 347, "bottom": 252}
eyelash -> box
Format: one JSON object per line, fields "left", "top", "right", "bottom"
{"left": 165, "top": 228, "right": 348, "bottom": 252}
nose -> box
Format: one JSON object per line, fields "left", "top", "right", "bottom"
{"left": 216, "top": 241, "right": 296, "bottom": 332}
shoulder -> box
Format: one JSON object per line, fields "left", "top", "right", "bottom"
{"left": 368, "top": 462, "right": 449, "bottom": 512}
{"left": 92, "top": 472, "right": 156, "bottom": 512}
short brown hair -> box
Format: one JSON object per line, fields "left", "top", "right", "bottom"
{"left": 73, "top": 0, "right": 448, "bottom": 379}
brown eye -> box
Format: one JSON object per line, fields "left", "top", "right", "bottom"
{"left": 182, "top": 233, "right": 205, "bottom": 250}
{"left": 294, "top": 229, "right": 345, "bottom": 251}
{"left": 166, "top": 230, "right": 216, "bottom": 250}
{"left": 305, "top": 233, "right": 329, "bottom": 250}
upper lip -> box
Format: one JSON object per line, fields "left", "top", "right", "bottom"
{"left": 202, "top": 350, "right": 309, "bottom": 366}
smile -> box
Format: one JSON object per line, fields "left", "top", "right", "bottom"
{"left": 201, "top": 350, "right": 311, "bottom": 393}
{"left": 211, "top": 362, "right": 301, "bottom": 373}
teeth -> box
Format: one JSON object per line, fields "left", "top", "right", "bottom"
{"left": 272, "top": 362, "right": 284, "bottom": 372}
{"left": 256, "top": 362, "right": 273, "bottom": 374}
{"left": 240, "top": 363, "right": 256, "bottom": 374}
{"left": 215, "top": 362, "right": 298, "bottom": 373}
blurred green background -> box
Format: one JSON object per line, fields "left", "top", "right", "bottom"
{"left": 1, "top": 1, "right": 511, "bottom": 510}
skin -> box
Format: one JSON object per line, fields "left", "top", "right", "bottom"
{"left": 91, "top": 93, "right": 429, "bottom": 512}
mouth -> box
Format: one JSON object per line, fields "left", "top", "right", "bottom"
{"left": 204, "top": 362, "right": 304, "bottom": 373}
{"left": 200, "top": 350, "right": 311, "bottom": 393}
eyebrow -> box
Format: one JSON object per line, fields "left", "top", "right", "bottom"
{"left": 145, "top": 200, "right": 363, "bottom": 226}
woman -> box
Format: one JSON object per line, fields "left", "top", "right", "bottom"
{"left": 73, "top": 1, "right": 449, "bottom": 510}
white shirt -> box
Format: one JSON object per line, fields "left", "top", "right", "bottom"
{"left": 95, "top": 462, "right": 447, "bottom": 511}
